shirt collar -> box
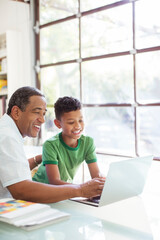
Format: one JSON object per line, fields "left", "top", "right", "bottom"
{"left": 3, "top": 113, "right": 24, "bottom": 142}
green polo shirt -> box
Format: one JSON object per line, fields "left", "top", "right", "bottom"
{"left": 33, "top": 132, "right": 97, "bottom": 183}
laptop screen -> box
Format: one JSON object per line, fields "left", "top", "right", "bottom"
{"left": 99, "top": 155, "right": 153, "bottom": 207}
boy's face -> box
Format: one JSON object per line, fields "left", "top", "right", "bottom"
{"left": 56, "top": 109, "right": 84, "bottom": 141}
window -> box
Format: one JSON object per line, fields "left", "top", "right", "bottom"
{"left": 34, "top": 0, "right": 160, "bottom": 161}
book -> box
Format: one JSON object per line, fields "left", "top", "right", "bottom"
{"left": 0, "top": 98, "right": 2, "bottom": 117}
{"left": 0, "top": 96, "right": 6, "bottom": 117}
{"left": 0, "top": 199, "right": 70, "bottom": 231}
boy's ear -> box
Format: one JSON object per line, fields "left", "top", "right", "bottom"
{"left": 54, "top": 119, "right": 62, "bottom": 129}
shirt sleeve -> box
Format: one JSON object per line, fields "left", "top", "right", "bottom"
{"left": 85, "top": 137, "right": 97, "bottom": 164}
{"left": 0, "top": 136, "right": 31, "bottom": 188}
{"left": 42, "top": 140, "right": 58, "bottom": 165}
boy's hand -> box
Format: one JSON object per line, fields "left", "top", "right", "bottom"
{"left": 97, "top": 173, "right": 106, "bottom": 180}
{"left": 79, "top": 178, "right": 105, "bottom": 198}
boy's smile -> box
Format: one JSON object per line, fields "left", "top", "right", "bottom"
{"left": 55, "top": 109, "right": 84, "bottom": 147}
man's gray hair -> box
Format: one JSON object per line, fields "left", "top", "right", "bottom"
{"left": 7, "top": 86, "right": 45, "bottom": 115}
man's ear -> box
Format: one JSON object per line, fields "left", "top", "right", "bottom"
{"left": 10, "top": 106, "right": 21, "bottom": 120}
{"left": 54, "top": 119, "right": 62, "bottom": 129}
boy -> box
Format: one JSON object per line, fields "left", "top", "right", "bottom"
{"left": 33, "top": 96, "right": 102, "bottom": 185}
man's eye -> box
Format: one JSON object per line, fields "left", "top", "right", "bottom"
{"left": 68, "top": 122, "right": 74, "bottom": 124}
{"left": 34, "top": 112, "right": 40, "bottom": 115}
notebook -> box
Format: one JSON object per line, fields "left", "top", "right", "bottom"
{"left": 71, "top": 155, "right": 153, "bottom": 207}
{"left": 0, "top": 199, "right": 70, "bottom": 231}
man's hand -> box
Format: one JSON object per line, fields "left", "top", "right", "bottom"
{"left": 79, "top": 178, "right": 105, "bottom": 198}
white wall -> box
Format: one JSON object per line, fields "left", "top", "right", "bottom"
{"left": 0, "top": 0, "right": 35, "bottom": 96}
{"left": 0, "top": 0, "right": 9, "bottom": 33}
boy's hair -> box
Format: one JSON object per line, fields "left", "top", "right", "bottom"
{"left": 54, "top": 96, "right": 81, "bottom": 120}
{"left": 7, "top": 86, "right": 45, "bottom": 115}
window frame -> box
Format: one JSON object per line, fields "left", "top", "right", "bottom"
{"left": 34, "top": 0, "right": 160, "bottom": 161}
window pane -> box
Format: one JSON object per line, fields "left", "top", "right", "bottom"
{"left": 40, "top": 0, "right": 78, "bottom": 25}
{"left": 82, "top": 56, "right": 134, "bottom": 104}
{"left": 41, "top": 64, "right": 80, "bottom": 105}
{"left": 135, "top": 0, "right": 160, "bottom": 49}
{"left": 81, "top": 0, "right": 122, "bottom": 12}
{"left": 40, "top": 20, "right": 79, "bottom": 64}
{"left": 136, "top": 51, "right": 160, "bottom": 103}
{"left": 81, "top": 4, "right": 132, "bottom": 58}
{"left": 83, "top": 107, "right": 135, "bottom": 155}
{"left": 42, "top": 107, "right": 58, "bottom": 143}
{"left": 138, "top": 107, "right": 160, "bottom": 156}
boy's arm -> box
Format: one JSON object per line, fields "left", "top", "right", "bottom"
{"left": 46, "top": 164, "right": 70, "bottom": 185}
{"left": 88, "top": 162, "right": 103, "bottom": 179}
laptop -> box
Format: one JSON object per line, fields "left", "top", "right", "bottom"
{"left": 71, "top": 155, "right": 153, "bottom": 207}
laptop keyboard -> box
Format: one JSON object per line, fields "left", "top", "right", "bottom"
{"left": 86, "top": 196, "right": 100, "bottom": 204}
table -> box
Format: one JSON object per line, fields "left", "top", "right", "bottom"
{"left": 0, "top": 196, "right": 155, "bottom": 240}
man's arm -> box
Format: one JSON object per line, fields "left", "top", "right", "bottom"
{"left": 7, "top": 178, "right": 105, "bottom": 203}
{"left": 28, "top": 155, "right": 42, "bottom": 170}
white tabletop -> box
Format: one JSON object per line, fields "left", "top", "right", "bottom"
{"left": 0, "top": 196, "right": 155, "bottom": 240}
